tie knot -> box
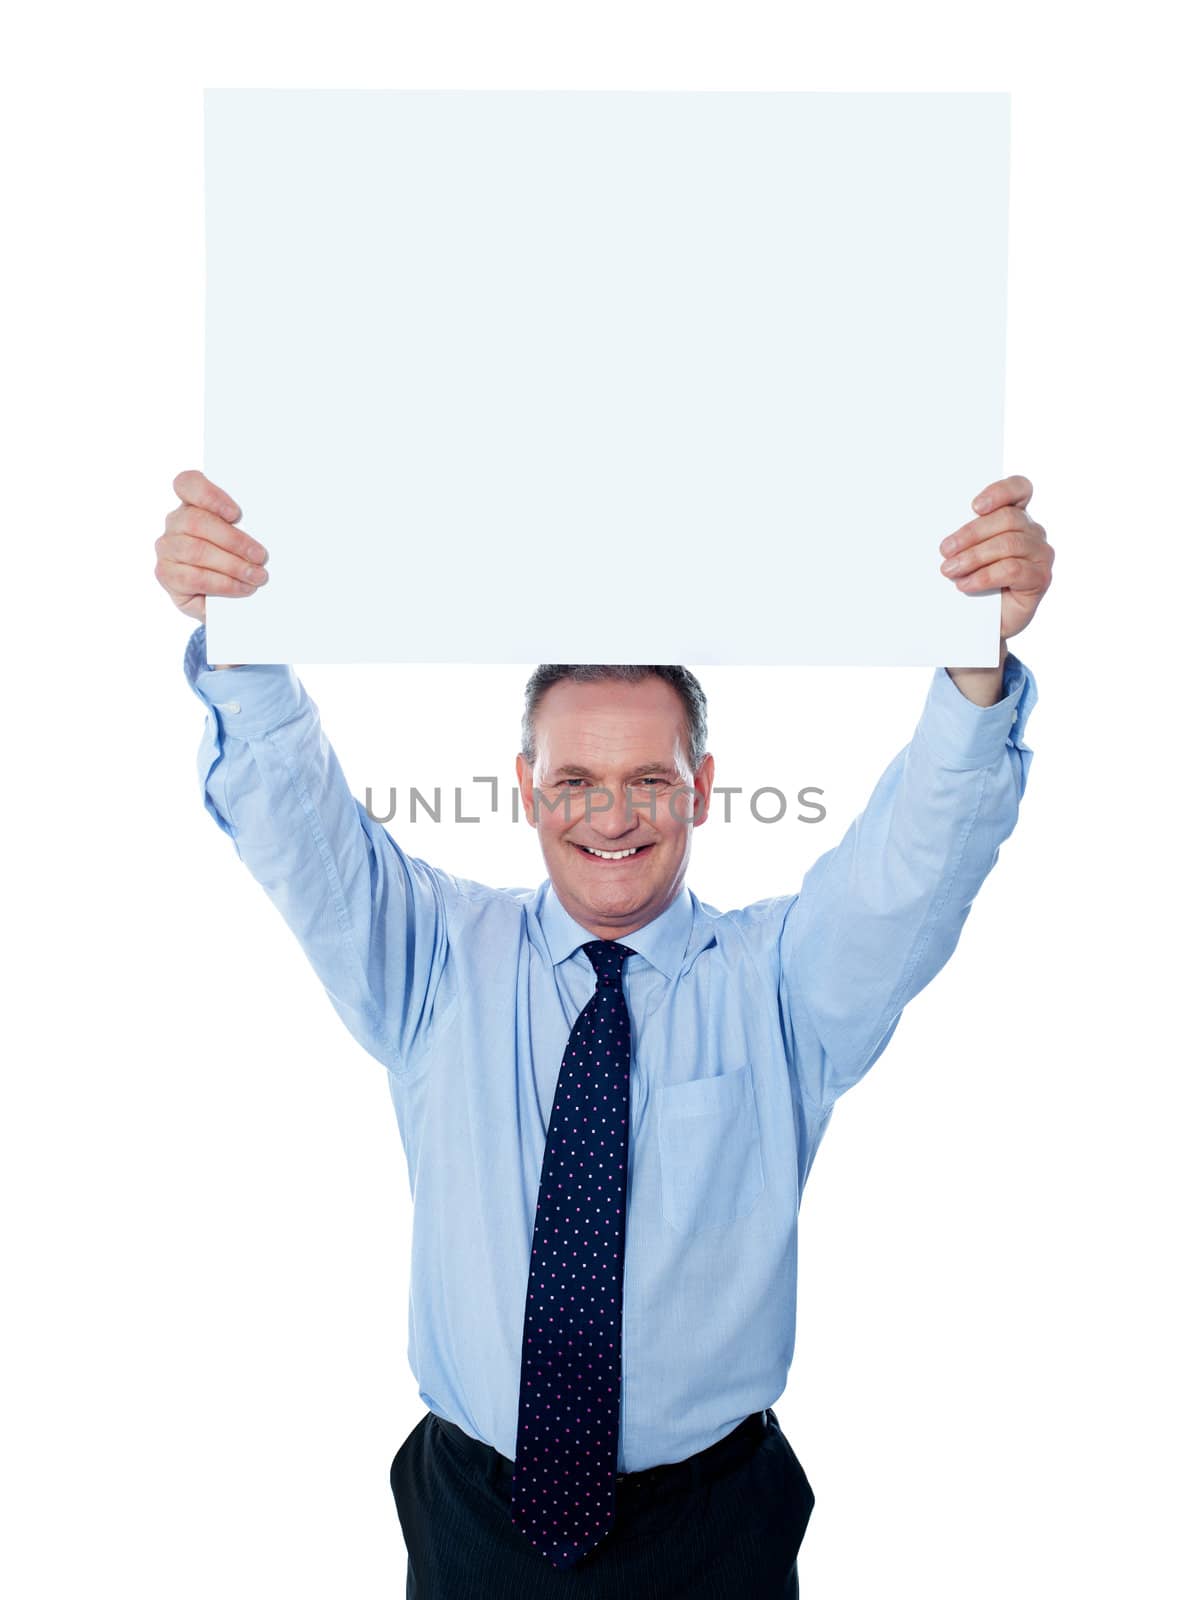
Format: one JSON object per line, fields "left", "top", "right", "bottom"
{"left": 582, "top": 939, "right": 635, "bottom": 988}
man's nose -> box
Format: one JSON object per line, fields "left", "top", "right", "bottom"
{"left": 583, "top": 786, "right": 645, "bottom": 838}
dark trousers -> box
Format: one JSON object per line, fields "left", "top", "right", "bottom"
{"left": 390, "top": 1405, "right": 814, "bottom": 1597}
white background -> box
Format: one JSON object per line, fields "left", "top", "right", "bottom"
{"left": 2, "top": 4, "right": 1180, "bottom": 1597}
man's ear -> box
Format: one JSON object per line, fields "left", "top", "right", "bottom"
{"left": 691, "top": 752, "right": 715, "bottom": 828}
{"left": 515, "top": 753, "right": 537, "bottom": 828}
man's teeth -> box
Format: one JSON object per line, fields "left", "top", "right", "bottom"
{"left": 581, "top": 845, "right": 643, "bottom": 859}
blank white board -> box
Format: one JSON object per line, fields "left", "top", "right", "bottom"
{"left": 203, "top": 90, "right": 1008, "bottom": 666}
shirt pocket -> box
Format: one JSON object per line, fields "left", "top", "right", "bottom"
{"left": 656, "top": 1063, "right": 766, "bottom": 1235}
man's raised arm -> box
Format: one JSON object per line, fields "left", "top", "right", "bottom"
{"left": 159, "top": 470, "right": 451, "bottom": 1074}
{"left": 779, "top": 648, "right": 1038, "bottom": 1120}
{"left": 779, "top": 473, "right": 1054, "bottom": 1123}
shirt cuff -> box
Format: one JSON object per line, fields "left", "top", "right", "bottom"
{"left": 183, "top": 622, "right": 306, "bottom": 739}
{"left": 913, "top": 648, "right": 1038, "bottom": 771}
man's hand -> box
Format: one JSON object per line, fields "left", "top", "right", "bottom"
{"left": 940, "top": 474, "right": 1055, "bottom": 641}
{"left": 939, "top": 474, "right": 1055, "bottom": 701}
{"left": 156, "top": 470, "right": 269, "bottom": 667}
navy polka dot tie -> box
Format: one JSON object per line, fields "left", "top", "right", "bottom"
{"left": 511, "top": 938, "right": 636, "bottom": 1570}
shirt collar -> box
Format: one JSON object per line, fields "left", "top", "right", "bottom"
{"left": 537, "top": 881, "right": 694, "bottom": 982}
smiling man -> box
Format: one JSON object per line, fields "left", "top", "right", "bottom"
{"left": 159, "top": 469, "right": 1053, "bottom": 1599}
{"left": 516, "top": 666, "right": 715, "bottom": 940}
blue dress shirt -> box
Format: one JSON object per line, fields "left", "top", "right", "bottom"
{"left": 183, "top": 623, "right": 1037, "bottom": 1471}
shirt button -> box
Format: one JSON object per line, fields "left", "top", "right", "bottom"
{"left": 1010, "top": 710, "right": 1018, "bottom": 725}
{"left": 222, "top": 701, "right": 241, "bottom": 714}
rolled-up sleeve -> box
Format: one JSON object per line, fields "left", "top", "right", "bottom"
{"left": 780, "top": 649, "right": 1038, "bottom": 1118}
{"left": 183, "top": 624, "right": 451, "bottom": 1073}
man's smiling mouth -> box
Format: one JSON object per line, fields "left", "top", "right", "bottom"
{"left": 572, "top": 843, "right": 655, "bottom": 861}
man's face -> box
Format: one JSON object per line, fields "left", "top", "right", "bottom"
{"left": 515, "top": 676, "right": 715, "bottom": 941}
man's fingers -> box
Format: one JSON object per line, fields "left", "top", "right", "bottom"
{"left": 941, "top": 525, "right": 1045, "bottom": 577}
{"left": 173, "top": 468, "right": 242, "bottom": 523}
{"left": 941, "top": 506, "right": 1044, "bottom": 557}
{"left": 971, "top": 474, "right": 1034, "bottom": 514}
{"left": 162, "top": 502, "right": 268, "bottom": 566}
{"left": 155, "top": 530, "right": 269, "bottom": 589}
{"left": 953, "top": 554, "right": 1050, "bottom": 593}
{"left": 158, "top": 471, "right": 264, "bottom": 619}
{"left": 156, "top": 557, "right": 266, "bottom": 598}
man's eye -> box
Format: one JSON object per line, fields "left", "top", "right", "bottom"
{"left": 560, "top": 778, "right": 585, "bottom": 788}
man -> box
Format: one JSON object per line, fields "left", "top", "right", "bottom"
{"left": 156, "top": 469, "right": 1054, "bottom": 1597}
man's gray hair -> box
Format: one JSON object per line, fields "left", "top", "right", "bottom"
{"left": 520, "top": 664, "right": 709, "bottom": 775}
